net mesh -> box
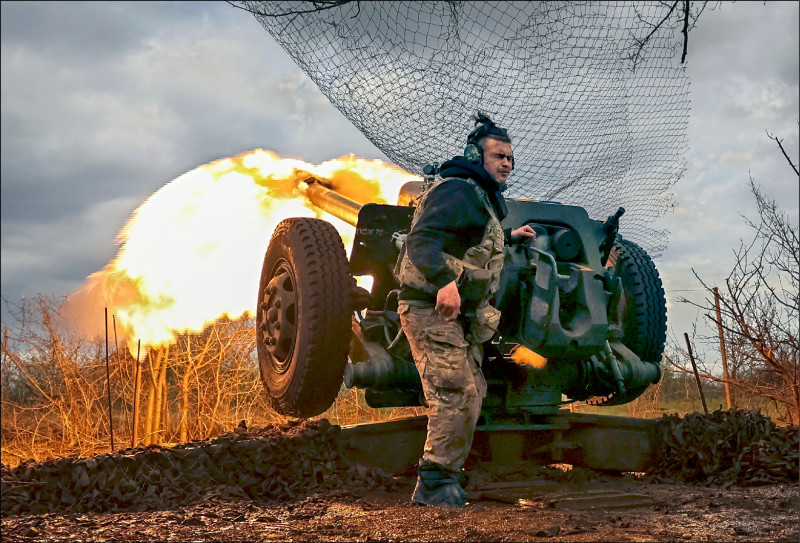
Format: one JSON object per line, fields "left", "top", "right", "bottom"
{"left": 239, "top": 1, "right": 691, "bottom": 257}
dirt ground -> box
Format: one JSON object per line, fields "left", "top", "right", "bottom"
{"left": 2, "top": 470, "right": 797, "bottom": 543}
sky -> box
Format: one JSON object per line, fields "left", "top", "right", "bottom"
{"left": 1, "top": 1, "right": 798, "bottom": 365}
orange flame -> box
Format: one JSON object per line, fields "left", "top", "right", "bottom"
{"left": 65, "top": 149, "right": 419, "bottom": 354}
{"left": 510, "top": 345, "right": 548, "bottom": 369}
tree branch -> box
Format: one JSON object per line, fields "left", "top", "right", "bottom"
{"left": 227, "top": 1, "right": 355, "bottom": 18}
{"left": 681, "top": 0, "right": 690, "bottom": 63}
{"left": 629, "top": 1, "right": 680, "bottom": 69}
{"left": 766, "top": 130, "right": 800, "bottom": 176}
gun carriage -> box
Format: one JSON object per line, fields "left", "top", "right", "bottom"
{"left": 256, "top": 173, "right": 667, "bottom": 473}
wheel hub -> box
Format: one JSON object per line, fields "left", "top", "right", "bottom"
{"left": 259, "top": 261, "right": 297, "bottom": 372}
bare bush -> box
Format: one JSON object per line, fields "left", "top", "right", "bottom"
{"left": 672, "top": 134, "right": 799, "bottom": 425}
{"left": 1, "top": 296, "right": 284, "bottom": 465}
{"left": 2, "top": 295, "right": 109, "bottom": 461}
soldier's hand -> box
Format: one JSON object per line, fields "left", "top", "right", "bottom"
{"left": 510, "top": 224, "right": 536, "bottom": 244}
{"left": 435, "top": 281, "right": 461, "bottom": 322}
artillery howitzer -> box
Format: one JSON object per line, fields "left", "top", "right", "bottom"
{"left": 256, "top": 173, "right": 667, "bottom": 472}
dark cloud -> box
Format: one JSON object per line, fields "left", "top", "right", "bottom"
{"left": 0, "top": 113, "right": 188, "bottom": 227}
{"left": 1, "top": 195, "right": 132, "bottom": 308}
{"left": 0, "top": 1, "right": 191, "bottom": 65}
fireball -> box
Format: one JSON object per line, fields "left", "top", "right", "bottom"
{"left": 66, "top": 149, "right": 419, "bottom": 353}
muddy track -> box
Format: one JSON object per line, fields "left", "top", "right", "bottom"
{"left": 1, "top": 474, "right": 797, "bottom": 542}
{"left": 2, "top": 411, "right": 798, "bottom": 542}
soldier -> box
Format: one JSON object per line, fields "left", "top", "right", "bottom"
{"left": 395, "top": 112, "right": 536, "bottom": 507}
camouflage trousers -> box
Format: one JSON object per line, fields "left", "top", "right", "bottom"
{"left": 398, "top": 302, "right": 487, "bottom": 472}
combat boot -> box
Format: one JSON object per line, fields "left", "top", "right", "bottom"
{"left": 411, "top": 459, "right": 467, "bottom": 507}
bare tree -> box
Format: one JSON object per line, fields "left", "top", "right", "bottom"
{"left": 675, "top": 134, "right": 799, "bottom": 425}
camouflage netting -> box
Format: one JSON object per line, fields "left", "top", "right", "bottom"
{"left": 648, "top": 410, "right": 800, "bottom": 486}
{"left": 0, "top": 420, "right": 394, "bottom": 518}
{"left": 237, "top": 1, "right": 692, "bottom": 257}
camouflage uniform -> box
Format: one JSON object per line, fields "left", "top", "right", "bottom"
{"left": 396, "top": 178, "right": 505, "bottom": 472}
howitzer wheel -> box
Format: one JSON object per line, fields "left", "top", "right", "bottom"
{"left": 610, "top": 238, "right": 667, "bottom": 363}
{"left": 256, "top": 218, "right": 352, "bottom": 417}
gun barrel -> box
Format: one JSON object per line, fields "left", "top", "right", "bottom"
{"left": 297, "top": 177, "right": 363, "bottom": 226}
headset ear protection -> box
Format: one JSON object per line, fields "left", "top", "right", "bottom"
{"left": 464, "top": 119, "right": 514, "bottom": 170}
{"left": 464, "top": 122, "right": 486, "bottom": 166}
{"left": 463, "top": 140, "right": 483, "bottom": 166}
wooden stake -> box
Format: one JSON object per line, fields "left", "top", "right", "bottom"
{"left": 684, "top": 333, "right": 708, "bottom": 415}
{"left": 713, "top": 287, "right": 732, "bottom": 408}
{"left": 132, "top": 340, "right": 141, "bottom": 448}
{"left": 112, "top": 315, "right": 131, "bottom": 442}
{"left": 104, "top": 308, "right": 115, "bottom": 451}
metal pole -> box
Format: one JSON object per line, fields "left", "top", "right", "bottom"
{"left": 104, "top": 308, "right": 115, "bottom": 451}
{"left": 132, "top": 340, "right": 141, "bottom": 448}
{"left": 713, "top": 287, "right": 732, "bottom": 408}
{"left": 684, "top": 333, "right": 708, "bottom": 415}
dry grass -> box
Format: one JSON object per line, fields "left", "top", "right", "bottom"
{"left": 2, "top": 295, "right": 786, "bottom": 470}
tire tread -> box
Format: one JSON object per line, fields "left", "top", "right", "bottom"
{"left": 615, "top": 238, "right": 667, "bottom": 362}
{"left": 257, "top": 218, "right": 353, "bottom": 417}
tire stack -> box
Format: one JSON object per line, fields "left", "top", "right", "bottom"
{"left": 1, "top": 419, "right": 393, "bottom": 518}
{"left": 648, "top": 409, "right": 799, "bottom": 486}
